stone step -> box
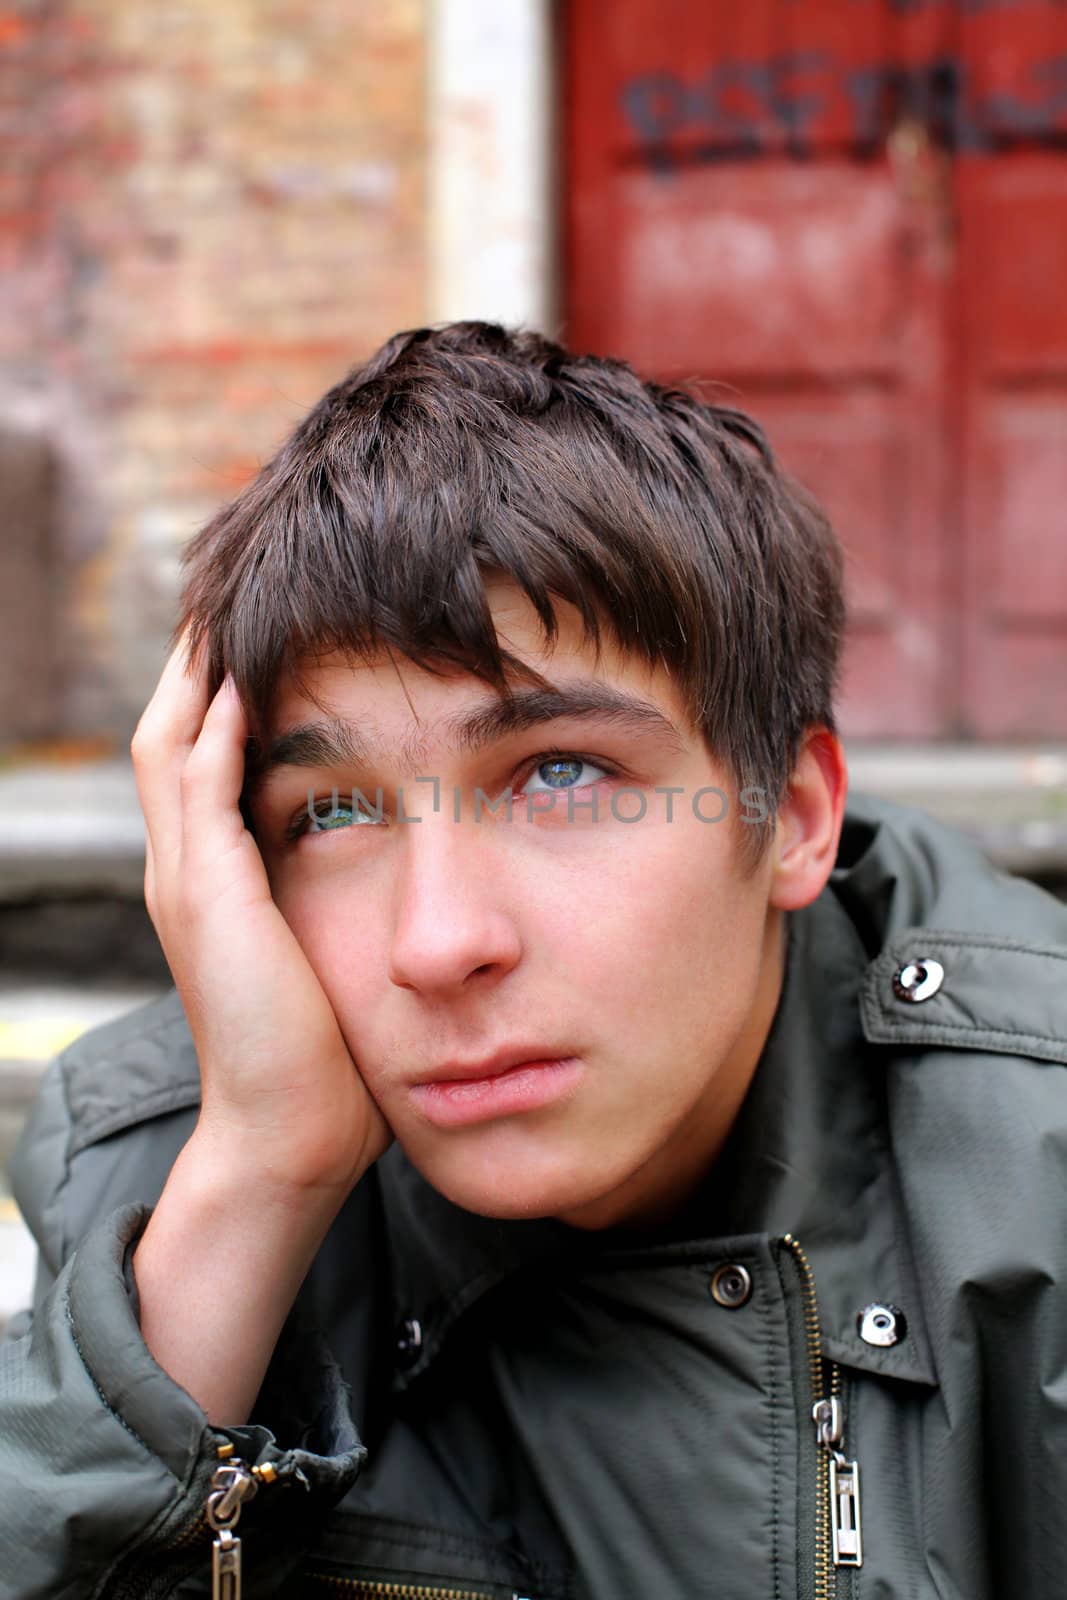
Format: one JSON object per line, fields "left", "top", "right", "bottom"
{"left": 0, "top": 758, "right": 146, "bottom": 902}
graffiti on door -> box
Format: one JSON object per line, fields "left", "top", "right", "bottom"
{"left": 622, "top": 53, "right": 1067, "bottom": 168}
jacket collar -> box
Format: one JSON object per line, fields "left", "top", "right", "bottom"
{"left": 379, "top": 816, "right": 939, "bottom": 1392}
{"left": 700, "top": 881, "right": 938, "bottom": 1386}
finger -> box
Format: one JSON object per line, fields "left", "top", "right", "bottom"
{"left": 141, "top": 831, "right": 174, "bottom": 970}
{"left": 143, "top": 830, "right": 155, "bottom": 920}
{"left": 179, "top": 675, "right": 266, "bottom": 885}
{"left": 137, "top": 625, "right": 210, "bottom": 749}
{"left": 131, "top": 627, "right": 211, "bottom": 872}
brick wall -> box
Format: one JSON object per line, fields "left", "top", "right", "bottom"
{"left": 0, "top": 0, "right": 427, "bottom": 743}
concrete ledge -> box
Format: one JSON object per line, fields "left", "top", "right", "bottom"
{"left": 846, "top": 745, "right": 1067, "bottom": 883}
{"left": 0, "top": 759, "right": 145, "bottom": 901}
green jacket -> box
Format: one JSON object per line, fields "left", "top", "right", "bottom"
{"left": 4, "top": 794, "right": 1067, "bottom": 1600}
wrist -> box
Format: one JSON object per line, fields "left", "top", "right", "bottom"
{"left": 133, "top": 1131, "right": 355, "bottom": 1422}
{"left": 184, "top": 1107, "right": 372, "bottom": 1203}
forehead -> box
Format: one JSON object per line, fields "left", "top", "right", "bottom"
{"left": 267, "top": 581, "right": 691, "bottom": 746}
{"left": 247, "top": 587, "right": 697, "bottom": 799}
{"left": 262, "top": 662, "right": 693, "bottom": 780}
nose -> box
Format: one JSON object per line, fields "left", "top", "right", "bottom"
{"left": 387, "top": 814, "right": 522, "bottom": 997}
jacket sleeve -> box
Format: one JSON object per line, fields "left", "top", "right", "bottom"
{"left": 0, "top": 1060, "right": 366, "bottom": 1600}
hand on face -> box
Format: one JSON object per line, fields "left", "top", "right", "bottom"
{"left": 130, "top": 629, "right": 392, "bottom": 1195}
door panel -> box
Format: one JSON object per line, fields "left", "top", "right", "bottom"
{"left": 614, "top": 165, "right": 901, "bottom": 376}
{"left": 564, "top": 0, "right": 1067, "bottom": 739}
{"left": 956, "top": 0, "right": 1067, "bottom": 736}
{"left": 959, "top": 153, "right": 1067, "bottom": 736}
{"left": 564, "top": 0, "right": 954, "bottom": 738}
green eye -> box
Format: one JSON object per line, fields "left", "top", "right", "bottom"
{"left": 289, "top": 789, "right": 385, "bottom": 840}
{"left": 310, "top": 798, "right": 354, "bottom": 830}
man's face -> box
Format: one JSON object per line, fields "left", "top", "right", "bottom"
{"left": 251, "top": 578, "right": 786, "bottom": 1230}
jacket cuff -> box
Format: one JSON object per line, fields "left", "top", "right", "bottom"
{"left": 68, "top": 1202, "right": 367, "bottom": 1495}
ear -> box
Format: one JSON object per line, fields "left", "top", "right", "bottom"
{"left": 767, "top": 727, "right": 848, "bottom": 912}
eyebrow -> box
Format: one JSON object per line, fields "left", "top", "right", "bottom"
{"left": 245, "top": 682, "right": 686, "bottom": 798}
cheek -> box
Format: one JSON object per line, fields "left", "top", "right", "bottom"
{"left": 271, "top": 877, "right": 386, "bottom": 1037}
{"left": 557, "top": 820, "right": 765, "bottom": 1006}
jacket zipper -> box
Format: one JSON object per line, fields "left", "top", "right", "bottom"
{"left": 781, "top": 1234, "right": 863, "bottom": 1599}
{"left": 108, "top": 1441, "right": 528, "bottom": 1600}
{"left": 102, "top": 1441, "right": 266, "bottom": 1600}
{"left": 202, "top": 1444, "right": 278, "bottom": 1600}
{"left": 113, "top": 1245, "right": 859, "bottom": 1597}
{"left": 304, "top": 1578, "right": 520, "bottom": 1599}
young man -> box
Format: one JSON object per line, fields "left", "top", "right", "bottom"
{"left": 3, "top": 321, "right": 1067, "bottom": 1600}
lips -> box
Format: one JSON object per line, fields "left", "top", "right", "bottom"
{"left": 415, "top": 1046, "right": 571, "bottom": 1087}
{"left": 408, "top": 1050, "right": 585, "bottom": 1129}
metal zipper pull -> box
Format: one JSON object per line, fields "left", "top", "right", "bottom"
{"left": 212, "top": 1526, "right": 242, "bottom": 1600}
{"left": 813, "top": 1397, "right": 863, "bottom": 1568}
{"left": 205, "top": 1448, "right": 277, "bottom": 1600}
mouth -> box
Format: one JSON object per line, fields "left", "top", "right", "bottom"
{"left": 409, "top": 1051, "right": 584, "bottom": 1128}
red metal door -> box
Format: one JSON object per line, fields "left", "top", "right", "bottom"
{"left": 563, "top": 0, "right": 1067, "bottom": 740}
{"left": 955, "top": 8, "right": 1067, "bottom": 736}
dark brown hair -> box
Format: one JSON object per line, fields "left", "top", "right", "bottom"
{"left": 176, "top": 320, "right": 845, "bottom": 851}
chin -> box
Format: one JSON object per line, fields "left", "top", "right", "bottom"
{"left": 404, "top": 1138, "right": 629, "bottom": 1225}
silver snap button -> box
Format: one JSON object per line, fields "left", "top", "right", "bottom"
{"left": 892, "top": 958, "right": 944, "bottom": 1004}
{"left": 395, "top": 1317, "right": 423, "bottom": 1368}
{"left": 858, "top": 1303, "right": 907, "bottom": 1347}
{"left": 710, "top": 1262, "right": 753, "bottom": 1309}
